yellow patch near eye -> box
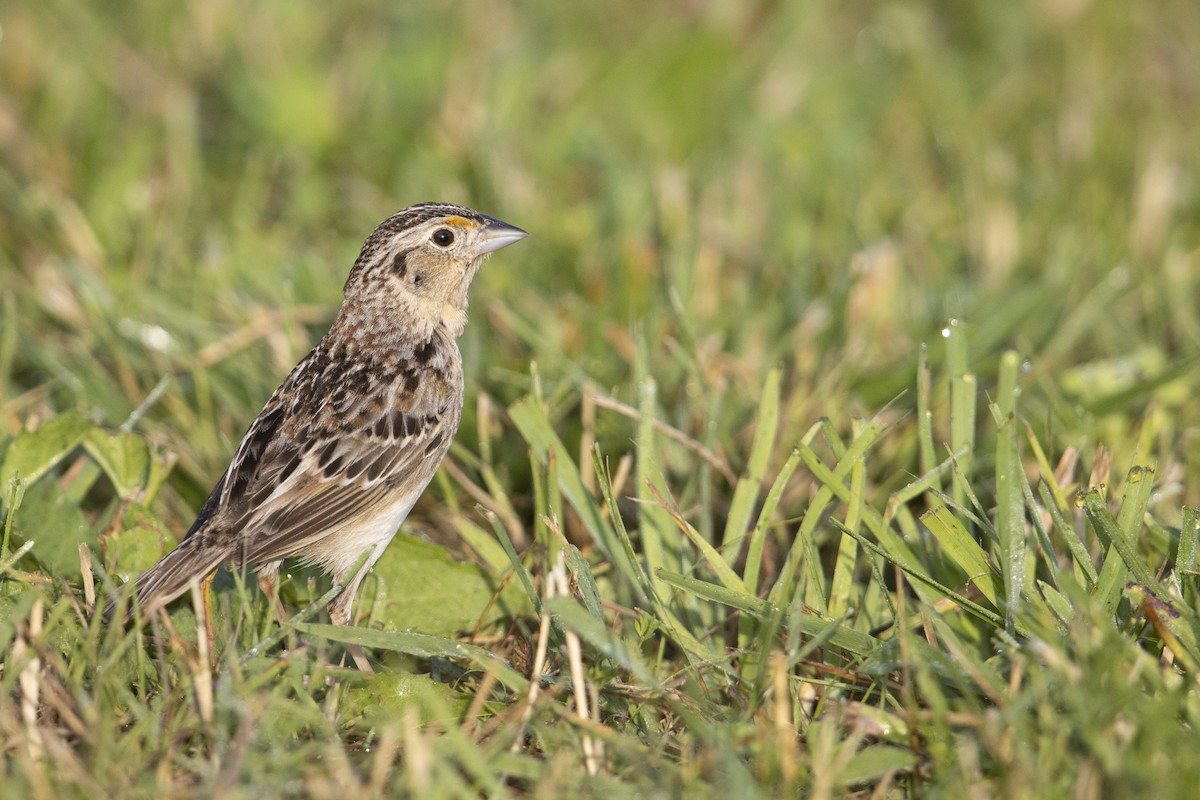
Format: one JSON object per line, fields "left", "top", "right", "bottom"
{"left": 442, "top": 216, "right": 472, "bottom": 229}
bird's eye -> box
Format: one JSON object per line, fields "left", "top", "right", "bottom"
{"left": 431, "top": 228, "right": 455, "bottom": 247}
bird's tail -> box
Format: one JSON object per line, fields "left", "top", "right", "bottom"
{"left": 104, "top": 537, "right": 229, "bottom": 622}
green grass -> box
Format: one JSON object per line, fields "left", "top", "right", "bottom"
{"left": 4, "top": 0, "right": 1200, "bottom": 796}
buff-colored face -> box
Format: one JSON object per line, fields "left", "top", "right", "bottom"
{"left": 346, "top": 204, "right": 527, "bottom": 335}
{"left": 390, "top": 214, "right": 522, "bottom": 302}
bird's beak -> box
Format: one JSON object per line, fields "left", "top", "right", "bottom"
{"left": 476, "top": 215, "right": 529, "bottom": 255}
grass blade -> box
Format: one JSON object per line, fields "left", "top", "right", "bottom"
{"left": 292, "top": 623, "right": 529, "bottom": 691}
{"left": 922, "top": 504, "right": 999, "bottom": 605}
{"left": 743, "top": 447, "right": 802, "bottom": 595}
{"left": 656, "top": 569, "right": 878, "bottom": 657}
{"left": 828, "top": 419, "right": 866, "bottom": 617}
{"left": 722, "top": 368, "right": 781, "bottom": 558}
{"left": 993, "top": 351, "right": 1025, "bottom": 633}
{"left": 545, "top": 596, "right": 659, "bottom": 687}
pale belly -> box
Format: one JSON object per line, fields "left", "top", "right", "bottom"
{"left": 305, "top": 492, "right": 420, "bottom": 578}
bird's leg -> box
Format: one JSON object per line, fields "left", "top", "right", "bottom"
{"left": 341, "top": 641, "right": 373, "bottom": 674}
{"left": 328, "top": 546, "right": 383, "bottom": 674}
{"left": 331, "top": 596, "right": 373, "bottom": 674}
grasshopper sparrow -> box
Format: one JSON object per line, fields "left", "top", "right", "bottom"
{"left": 111, "top": 203, "right": 527, "bottom": 632}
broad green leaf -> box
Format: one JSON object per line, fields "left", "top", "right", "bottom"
{"left": 105, "top": 503, "right": 176, "bottom": 580}
{"left": 0, "top": 411, "right": 91, "bottom": 505}
{"left": 81, "top": 428, "right": 151, "bottom": 499}
{"left": 7, "top": 479, "right": 92, "bottom": 578}
{"left": 341, "top": 670, "right": 470, "bottom": 725}
{"left": 370, "top": 533, "right": 528, "bottom": 636}
{"left": 292, "top": 622, "right": 529, "bottom": 691}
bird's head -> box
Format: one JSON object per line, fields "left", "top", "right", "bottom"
{"left": 343, "top": 202, "right": 527, "bottom": 337}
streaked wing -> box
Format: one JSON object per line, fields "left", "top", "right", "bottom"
{"left": 179, "top": 388, "right": 291, "bottom": 543}
{"left": 230, "top": 408, "right": 451, "bottom": 565}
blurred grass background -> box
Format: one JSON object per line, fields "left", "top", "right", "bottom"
{"left": 4, "top": 0, "right": 1200, "bottom": 796}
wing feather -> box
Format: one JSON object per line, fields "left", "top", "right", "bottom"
{"left": 177, "top": 331, "right": 461, "bottom": 578}
{"left": 230, "top": 412, "right": 451, "bottom": 565}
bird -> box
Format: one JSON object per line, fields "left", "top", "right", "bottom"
{"left": 107, "top": 202, "right": 527, "bottom": 642}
